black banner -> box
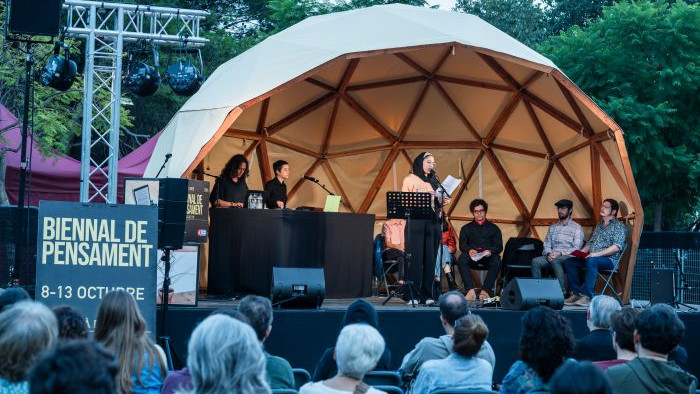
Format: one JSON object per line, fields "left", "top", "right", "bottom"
{"left": 185, "top": 180, "right": 209, "bottom": 243}
{"left": 35, "top": 202, "right": 158, "bottom": 336}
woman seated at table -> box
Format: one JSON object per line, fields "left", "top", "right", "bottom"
{"left": 210, "top": 154, "right": 249, "bottom": 208}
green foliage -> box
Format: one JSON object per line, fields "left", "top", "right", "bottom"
{"left": 539, "top": 0, "right": 700, "bottom": 228}
{"left": 543, "top": 0, "right": 613, "bottom": 36}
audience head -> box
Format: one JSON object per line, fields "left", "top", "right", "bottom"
{"left": 342, "top": 299, "right": 379, "bottom": 328}
{"left": 550, "top": 361, "right": 611, "bottom": 394}
{"left": 519, "top": 306, "right": 575, "bottom": 382}
{"left": 588, "top": 295, "right": 621, "bottom": 329}
{"left": 238, "top": 295, "right": 273, "bottom": 342}
{"left": 610, "top": 307, "right": 639, "bottom": 353}
{"left": 335, "top": 324, "right": 385, "bottom": 380}
{"left": 0, "top": 286, "right": 31, "bottom": 311}
{"left": 634, "top": 304, "right": 685, "bottom": 355}
{"left": 29, "top": 339, "right": 118, "bottom": 394}
{"left": 439, "top": 291, "right": 469, "bottom": 328}
{"left": 53, "top": 305, "right": 89, "bottom": 340}
{"left": 187, "top": 314, "right": 269, "bottom": 394}
{"left": 453, "top": 314, "right": 489, "bottom": 358}
{"left": 94, "top": 290, "right": 163, "bottom": 394}
{"left": 0, "top": 301, "right": 58, "bottom": 382}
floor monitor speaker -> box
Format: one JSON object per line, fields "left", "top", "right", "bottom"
{"left": 501, "top": 278, "right": 564, "bottom": 310}
{"left": 271, "top": 267, "right": 325, "bottom": 309}
{"left": 8, "top": 0, "right": 62, "bottom": 36}
{"left": 650, "top": 268, "right": 675, "bottom": 304}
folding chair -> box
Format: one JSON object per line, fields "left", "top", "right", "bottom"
{"left": 374, "top": 235, "right": 403, "bottom": 296}
{"left": 597, "top": 262, "right": 622, "bottom": 303}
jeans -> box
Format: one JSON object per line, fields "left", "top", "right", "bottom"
{"left": 531, "top": 255, "right": 570, "bottom": 295}
{"left": 563, "top": 256, "right": 614, "bottom": 298}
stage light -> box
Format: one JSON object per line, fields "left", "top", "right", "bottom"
{"left": 124, "top": 61, "right": 160, "bottom": 97}
{"left": 166, "top": 47, "right": 205, "bottom": 96}
{"left": 38, "top": 43, "right": 77, "bottom": 91}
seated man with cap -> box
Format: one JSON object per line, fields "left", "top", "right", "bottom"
{"left": 531, "top": 199, "right": 584, "bottom": 297}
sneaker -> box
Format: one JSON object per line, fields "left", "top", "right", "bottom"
{"left": 575, "top": 296, "right": 591, "bottom": 307}
{"left": 405, "top": 299, "right": 419, "bottom": 306}
{"left": 424, "top": 299, "right": 436, "bottom": 306}
{"left": 564, "top": 294, "right": 580, "bottom": 306}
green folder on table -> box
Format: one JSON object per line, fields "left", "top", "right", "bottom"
{"left": 323, "top": 195, "right": 341, "bottom": 212}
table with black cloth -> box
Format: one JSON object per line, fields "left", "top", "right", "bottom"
{"left": 208, "top": 208, "right": 375, "bottom": 298}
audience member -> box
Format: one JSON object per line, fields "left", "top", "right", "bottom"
{"left": 410, "top": 314, "right": 492, "bottom": 393}
{"left": 29, "top": 339, "right": 118, "bottom": 394}
{"left": 400, "top": 291, "right": 495, "bottom": 384}
{"left": 606, "top": 304, "right": 697, "bottom": 394}
{"left": 575, "top": 295, "right": 620, "bottom": 361}
{"left": 435, "top": 220, "right": 458, "bottom": 290}
{"left": 161, "top": 308, "right": 251, "bottom": 394}
{"left": 0, "top": 286, "right": 30, "bottom": 311}
{"left": 300, "top": 324, "right": 386, "bottom": 394}
{"left": 313, "top": 299, "right": 392, "bottom": 382}
{"left": 184, "top": 314, "right": 271, "bottom": 394}
{"left": 239, "top": 295, "right": 295, "bottom": 390}
{"left": 94, "top": 290, "right": 166, "bottom": 394}
{"left": 594, "top": 307, "right": 639, "bottom": 370}
{"left": 381, "top": 219, "right": 406, "bottom": 283}
{"left": 550, "top": 361, "right": 611, "bottom": 394}
{"left": 0, "top": 301, "right": 58, "bottom": 394}
{"left": 455, "top": 199, "right": 503, "bottom": 296}
{"left": 531, "top": 199, "right": 584, "bottom": 296}
{"left": 500, "top": 306, "right": 575, "bottom": 394}
{"left": 53, "top": 305, "right": 89, "bottom": 340}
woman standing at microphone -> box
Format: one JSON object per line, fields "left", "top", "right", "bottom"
{"left": 401, "top": 152, "right": 450, "bottom": 304}
{"left": 210, "top": 154, "right": 249, "bottom": 208}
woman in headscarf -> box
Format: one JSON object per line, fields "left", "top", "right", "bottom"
{"left": 400, "top": 152, "right": 450, "bottom": 304}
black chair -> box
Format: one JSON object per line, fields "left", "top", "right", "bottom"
{"left": 363, "top": 370, "right": 402, "bottom": 387}
{"left": 292, "top": 368, "right": 311, "bottom": 391}
{"left": 501, "top": 237, "right": 544, "bottom": 286}
{"left": 374, "top": 385, "right": 404, "bottom": 394}
{"left": 431, "top": 389, "right": 498, "bottom": 394}
{"left": 375, "top": 235, "right": 403, "bottom": 296}
{"left": 271, "top": 389, "right": 298, "bottom": 394}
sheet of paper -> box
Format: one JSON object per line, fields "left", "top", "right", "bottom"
{"left": 441, "top": 175, "right": 461, "bottom": 195}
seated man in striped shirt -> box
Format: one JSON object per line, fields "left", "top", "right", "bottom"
{"left": 531, "top": 199, "right": 584, "bottom": 298}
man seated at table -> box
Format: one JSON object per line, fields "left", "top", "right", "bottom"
{"left": 455, "top": 199, "right": 502, "bottom": 297}
{"left": 564, "top": 198, "right": 627, "bottom": 307}
{"left": 264, "top": 160, "right": 289, "bottom": 209}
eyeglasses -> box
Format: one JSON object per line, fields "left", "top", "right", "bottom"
{"left": 472, "top": 209, "right": 485, "bottom": 213}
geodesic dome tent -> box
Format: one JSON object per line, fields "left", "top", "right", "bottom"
{"left": 145, "top": 4, "right": 643, "bottom": 301}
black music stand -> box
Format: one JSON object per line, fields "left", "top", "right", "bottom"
{"left": 383, "top": 191, "right": 433, "bottom": 307}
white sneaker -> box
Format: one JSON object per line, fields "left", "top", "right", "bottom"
{"left": 424, "top": 299, "right": 435, "bottom": 306}
{"left": 406, "top": 299, "right": 419, "bottom": 306}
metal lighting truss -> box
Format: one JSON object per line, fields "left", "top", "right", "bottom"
{"left": 64, "top": 1, "right": 208, "bottom": 203}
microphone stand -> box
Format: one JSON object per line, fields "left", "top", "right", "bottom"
{"left": 433, "top": 173, "right": 452, "bottom": 300}
{"left": 306, "top": 177, "right": 335, "bottom": 196}
{"left": 155, "top": 154, "right": 172, "bottom": 178}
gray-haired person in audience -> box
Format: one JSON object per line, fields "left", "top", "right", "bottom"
{"left": 184, "top": 314, "right": 271, "bottom": 394}
{"left": 575, "top": 295, "right": 620, "bottom": 361}
{"left": 300, "top": 324, "right": 387, "bottom": 394}
{"left": 0, "top": 301, "right": 58, "bottom": 393}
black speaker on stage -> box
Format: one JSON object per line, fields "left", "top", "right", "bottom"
{"left": 650, "top": 268, "right": 675, "bottom": 305}
{"left": 158, "top": 178, "right": 188, "bottom": 250}
{"left": 501, "top": 278, "right": 564, "bottom": 310}
{"left": 8, "top": 0, "right": 62, "bottom": 36}
{"left": 271, "top": 267, "right": 325, "bottom": 309}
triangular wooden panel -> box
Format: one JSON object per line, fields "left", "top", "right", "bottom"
{"left": 349, "top": 52, "right": 422, "bottom": 86}
{"left": 347, "top": 82, "right": 422, "bottom": 134}
{"left": 439, "top": 46, "right": 505, "bottom": 84}
{"left": 264, "top": 83, "right": 329, "bottom": 127}
{"left": 539, "top": 167, "right": 592, "bottom": 220}
{"left": 496, "top": 150, "right": 549, "bottom": 214}
{"left": 525, "top": 74, "right": 579, "bottom": 124}
{"left": 265, "top": 142, "right": 318, "bottom": 183}
{"left": 326, "top": 100, "right": 394, "bottom": 153}
{"left": 403, "top": 84, "right": 480, "bottom": 141}
{"left": 440, "top": 82, "right": 510, "bottom": 138}
{"left": 329, "top": 150, "right": 391, "bottom": 212}
{"left": 498, "top": 57, "right": 541, "bottom": 87}
{"left": 230, "top": 102, "right": 262, "bottom": 131}
{"left": 533, "top": 105, "right": 588, "bottom": 154}
{"left": 401, "top": 45, "right": 451, "bottom": 73}
{"left": 558, "top": 147, "right": 593, "bottom": 207}
{"left": 367, "top": 155, "right": 412, "bottom": 215}
{"left": 493, "top": 101, "right": 549, "bottom": 154}
{"left": 270, "top": 100, "right": 334, "bottom": 153}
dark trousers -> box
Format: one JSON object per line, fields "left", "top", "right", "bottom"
{"left": 404, "top": 218, "right": 438, "bottom": 301}
{"left": 456, "top": 253, "right": 501, "bottom": 294}
{"left": 382, "top": 248, "right": 405, "bottom": 280}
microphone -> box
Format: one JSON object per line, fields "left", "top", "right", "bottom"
{"left": 155, "top": 153, "right": 173, "bottom": 178}
{"left": 165, "top": 153, "right": 172, "bottom": 160}
{"left": 303, "top": 175, "right": 319, "bottom": 182}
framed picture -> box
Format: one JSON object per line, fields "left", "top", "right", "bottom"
{"left": 156, "top": 244, "right": 199, "bottom": 306}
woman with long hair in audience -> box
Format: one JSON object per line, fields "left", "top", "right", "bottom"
{"left": 184, "top": 314, "right": 270, "bottom": 394}
{"left": 94, "top": 290, "right": 166, "bottom": 394}
{"left": 0, "top": 301, "right": 58, "bottom": 393}
{"left": 500, "top": 306, "right": 575, "bottom": 393}
{"left": 410, "top": 313, "right": 492, "bottom": 393}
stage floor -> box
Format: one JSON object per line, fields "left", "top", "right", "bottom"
{"left": 158, "top": 296, "right": 700, "bottom": 384}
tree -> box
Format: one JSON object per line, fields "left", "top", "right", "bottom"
{"left": 539, "top": 0, "right": 700, "bottom": 230}
{"left": 543, "top": 0, "right": 613, "bottom": 35}
{"left": 454, "top": 0, "right": 548, "bottom": 48}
